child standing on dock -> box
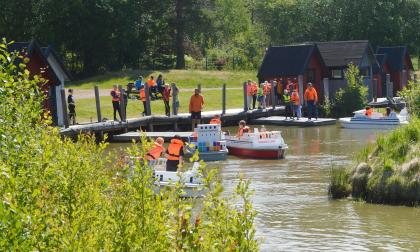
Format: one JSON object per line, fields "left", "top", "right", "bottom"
{"left": 246, "top": 80, "right": 253, "bottom": 110}
{"left": 67, "top": 89, "right": 76, "bottom": 125}
{"left": 283, "top": 89, "right": 292, "bottom": 119}
{"left": 162, "top": 84, "right": 171, "bottom": 116}
{"left": 139, "top": 85, "right": 147, "bottom": 116}
{"left": 290, "top": 88, "right": 300, "bottom": 120}
{"left": 110, "top": 85, "right": 122, "bottom": 121}
{"left": 251, "top": 81, "right": 259, "bottom": 109}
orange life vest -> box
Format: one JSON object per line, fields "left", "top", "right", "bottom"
{"left": 167, "top": 139, "right": 183, "bottom": 161}
{"left": 246, "top": 84, "right": 253, "bottom": 96}
{"left": 209, "top": 118, "right": 221, "bottom": 125}
{"left": 146, "top": 143, "right": 165, "bottom": 160}
{"left": 147, "top": 79, "right": 156, "bottom": 87}
{"left": 365, "top": 108, "right": 373, "bottom": 117}
{"left": 140, "top": 89, "right": 146, "bottom": 102}
{"left": 238, "top": 126, "right": 250, "bottom": 137}
{"left": 304, "top": 87, "right": 318, "bottom": 102}
{"left": 251, "top": 83, "right": 259, "bottom": 95}
{"left": 291, "top": 91, "right": 300, "bottom": 105}
{"left": 111, "top": 89, "right": 120, "bottom": 102}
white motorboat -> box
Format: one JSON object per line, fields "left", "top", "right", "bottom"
{"left": 224, "top": 127, "right": 288, "bottom": 159}
{"left": 152, "top": 158, "right": 204, "bottom": 197}
{"left": 339, "top": 108, "right": 409, "bottom": 129}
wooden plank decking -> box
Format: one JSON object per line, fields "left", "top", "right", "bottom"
{"left": 113, "top": 131, "right": 193, "bottom": 142}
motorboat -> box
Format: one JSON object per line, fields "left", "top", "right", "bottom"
{"left": 224, "top": 127, "right": 288, "bottom": 159}
{"left": 339, "top": 108, "right": 409, "bottom": 129}
{"left": 152, "top": 158, "right": 204, "bottom": 197}
{"left": 128, "top": 158, "right": 205, "bottom": 198}
{"left": 185, "top": 124, "right": 228, "bottom": 162}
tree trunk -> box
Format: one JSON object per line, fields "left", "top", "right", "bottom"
{"left": 175, "top": 0, "right": 185, "bottom": 69}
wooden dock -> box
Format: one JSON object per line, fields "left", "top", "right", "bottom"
{"left": 250, "top": 116, "right": 336, "bottom": 127}
{"left": 113, "top": 131, "right": 192, "bottom": 142}
{"left": 60, "top": 106, "right": 285, "bottom": 140}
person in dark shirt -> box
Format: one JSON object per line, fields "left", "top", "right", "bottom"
{"left": 67, "top": 89, "right": 76, "bottom": 125}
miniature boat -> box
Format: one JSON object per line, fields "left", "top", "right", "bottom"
{"left": 339, "top": 108, "right": 409, "bottom": 129}
{"left": 184, "top": 124, "right": 229, "bottom": 162}
{"left": 128, "top": 158, "right": 204, "bottom": 198}
{"left": 224, "top": 127, "right": 288, "bottom": 159}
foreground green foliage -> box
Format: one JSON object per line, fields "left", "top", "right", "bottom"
{"left": 399, "top": 81, "right": 420, "bottom": 118}
{"left": 325, "top": 64, "right": 368, "bottom": 118}
{"left": 329, "top": 118, "right": 420, "bottom": 205}
{"left": 0, "top": 41, "right": 258, "bottom": 250}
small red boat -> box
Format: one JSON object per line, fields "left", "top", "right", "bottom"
{"left": 224, "top": 128, "right": 288, "bottom": 159}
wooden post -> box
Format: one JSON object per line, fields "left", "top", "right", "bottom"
{"left": 298, "top": 75, "right": 304, "bottom": 104}
{"left": 197, "top": 84, "right": 201, "bottom": 93}
{"left": 222, "top": 83, "right": 226, "bottom": 115}
{"left": 60, "top": 89, "right": 69, "bottom": 128}
{"left": 118, "top": 85, "right": 126, "bottom": 121}
{"left": 386, "top": 74, "right": 392, "bottom": 98}
{"left": 94, "top": 85, "right": 102, "bottom": 122}
{"left": 243, "top": 82, "right": 248, "bottom": 111}
{"left": 323, "top": 78, "right": 329, "bottom": 100}
{"left": 402, "top": 69, "right": 408, "bottom": 88}
{"left": 373, "top": 79, "right": 378, "bottom": 102}
{"left": 171, "top": 83, "right": 178, "bottom": 116}
{"left": 145, "top": 84, "right": 151, "bottom": 116}
{"left": 414, "top": 73, "right": 418, "bottom": 84}
{"left": 271, "top": 81, "right": 276, "bottom": 109}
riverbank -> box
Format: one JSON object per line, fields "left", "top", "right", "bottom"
{"left": 329, "top": 117, "right": 420, "bottom": 206}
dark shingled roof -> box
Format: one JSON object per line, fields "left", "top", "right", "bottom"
{"left": 42, "top": 46, "right": 72, "bottom": 81}
{"left": 257, "top": 44, "right": 321, "bottom": 78}
{"left": 373, "top": 54, "right": 387, "bottom": 74}
{"left": 316, "top": 40, "right": 370, "bottom": 67}
{"left": 376, "top": 46, "right": 413, "bottom": 71}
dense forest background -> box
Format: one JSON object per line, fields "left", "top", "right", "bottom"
{"left": 1, "top": 0, "right": 419, "bottom": 77}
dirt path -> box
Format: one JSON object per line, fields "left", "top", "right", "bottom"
{"left": 72, "top": 87, "right": 242, "bottom": 99}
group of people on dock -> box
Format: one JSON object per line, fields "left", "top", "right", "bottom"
{"left": 246, "top": 78, "right": 319, "bottom": 121}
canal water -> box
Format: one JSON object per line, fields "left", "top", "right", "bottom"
{"left": 109, "top": 125, "right": 420, "bottom": 251}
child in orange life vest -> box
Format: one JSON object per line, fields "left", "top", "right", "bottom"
{"left": 139, "top": 85, "right": 146, "bottom": 116}
{"left": 110, "top": 84, "right": 122, "bottom": 121}
{"left": 290, "top": 89, "right": 301, "bottom": 120}
{"left": 146, "top": 137, "right": 165, "bottom": 166}
{"left": 209, "top": 114, "right": 221, "bottom": 125}
{"left": 237, "top": 120, "right": 250, "bottom": 137}
{"left": 166, "top": 135, "right": 184, "bottom": 172}
{"left": 365, "top": 106, "right": 373, "bottom": 117}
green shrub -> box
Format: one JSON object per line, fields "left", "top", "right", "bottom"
{"left": 399, "top": 81, "right": 420, "bottom": 118}
{"left": 330, "top": 64, "right": 368, "bottom": 117}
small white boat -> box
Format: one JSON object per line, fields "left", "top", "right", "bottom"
{"left": 339, "top": 108, "right": 409, "bottom": 129}
{"left": 128, "top": 158, "right": 205, "bottom": 198}
{"left": 152, "top": 158, "right": 204, "bottom": 198}
{"left": 224, "top": 127, "right": 288, "bottom": 159}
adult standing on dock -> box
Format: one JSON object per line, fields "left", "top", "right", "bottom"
{"left": 189, "top": 88, "right": 205, "bottom": 130}
{"left": 283, "top": 89, "right": 292, "bottom": 119}
{"left": 166, "top": 135, "right": 184, "bottom": 172}
{"left": 290, "top": 88, "right": 300, "bottom": 120}
{"left": 162, "top": 84, "right": 171, "bottom": 116}
{"left": 304, "top": 82, "right": 318, "bottom": 120}
{"left": 67, "top": 89, "right": 76, "bottom": 125}
{"left": 110, "top": 85, "right": 122, "bottom": 121}
{"left": 147, "top": 76, "right": 157, "bottom": 100}
{"left": 139, "top": 85, "right": 146, "bottom": 116}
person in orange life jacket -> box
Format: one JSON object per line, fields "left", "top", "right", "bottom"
{"left": 264, "top": 81, "right": 272, "bottom": 106}
{"left": 290, "top": 88, "right": 301, "bottom": 120}
{"left": 365, "top": 106, "right": 373, "bottom": 117}
{"left": 166, "top": 135, "right": 184, "bottom": 172}
{"left": 251, "top": 81, "right": 259, "bottom": 109}
{"left": 304, "top": 82, "right": 318, "bottom": 120}
{"left": 146, "top": 137, "right": 165, "bottom": 166}
{"left": 110, "top": 84, "right": 122, "bottom": 121}
{"left": 189, "top": 88, "right": 205, "bottom": 130}
{"left": 209, "top": 114, "right": 221, "bottom": 125}
{"left": 246, "top": 80, "right": 253, "bottom": 110}
{"left": 162, "top": 84, "right": 171, "bottom": 116}
{"left": 139, "top": 85, "right": 147, "bottom": 116}
{"left": 147, "top": 76, "right": 157, "bottom": 100}
{"left": 237, "top": 120, "right": 250, "bottom": 137}
{"left": 276, "top": 79, "right": 283, "bottom": 105}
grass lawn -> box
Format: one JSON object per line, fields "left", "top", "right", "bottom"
{"left": 68, "top": 69, "right": 257, "bottom": 90}
{"left": 74, "top": 89, "right": 244, "bottom": 123}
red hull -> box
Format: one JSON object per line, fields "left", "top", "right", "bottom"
{"left": 227, "top": 146, "right": 285, "bottom": 159}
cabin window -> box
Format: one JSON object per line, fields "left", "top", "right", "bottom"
{"left": 331, "top": 69, "right": 343, "bottom": 79}
{"left": 306, "top": 69, "right": 316, "bottom": 83}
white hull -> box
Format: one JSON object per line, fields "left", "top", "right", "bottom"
{"left": 339, "top": 117, "right": 408, "bottom": 129}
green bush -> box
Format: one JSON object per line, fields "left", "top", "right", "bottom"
{"left": 328, "top": 167, "right": 351, "bottom": 199}
{"left": 330, "top": 64, "right": 368, "bottom": 118}
{"left": 399, "top": 81, "right": 420, "bottom": 118}
{"left": 0, "top": 40, "right": 259, "bottom": 250}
